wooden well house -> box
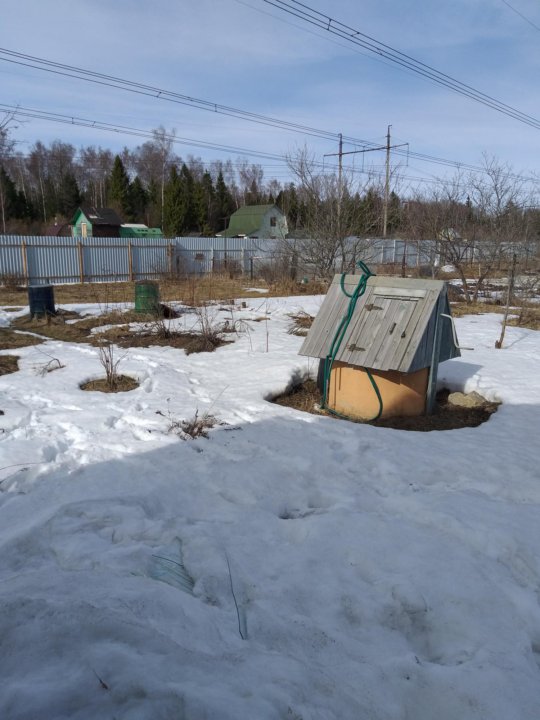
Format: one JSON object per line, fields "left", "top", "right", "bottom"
{"left": 299, "top": 275, "right": 460, "bottom": 420}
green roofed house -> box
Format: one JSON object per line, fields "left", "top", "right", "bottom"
{"left": 220, "top": 204, "right": 288, "bottom": 239}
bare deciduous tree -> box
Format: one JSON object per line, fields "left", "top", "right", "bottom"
{"left": 284, "top": 146, "right": 378, "bottom": 278}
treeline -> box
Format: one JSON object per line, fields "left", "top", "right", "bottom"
{"left": 1, "top": 126, "right": 539, "bottom": 289}
{"left": 0, "top": 127, "right": 401, "bottom": 237}
{"left": 0, "top": 136, "right": 269, "bottom": 235}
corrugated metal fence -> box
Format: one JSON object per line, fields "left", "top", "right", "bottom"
{"left": 2, "top": 234, "right": 492, "bottom": 285}
{"left": 0, "top": 236, "right": 282, "bottom": 285}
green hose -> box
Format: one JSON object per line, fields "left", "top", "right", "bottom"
{"left": 320, "top": 261, "right": 384, "bottom": 421}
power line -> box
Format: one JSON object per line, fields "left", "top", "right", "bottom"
{"left": 2, "top": 102, "right": 537, "bottom": 192}
{"left": 260, "top": 0, "right": 540, "bottom": 130}
{"left": 500, "top": 0, "right": 540, "bottom": 33}
{"left": 0, "top": 103, "right": 286, "bottom": 163}
{"left": 0, "top": 46, "right": 534, "bottom": 183}
{"left": 0, "top": 48, "right": 340, "bottom": 143}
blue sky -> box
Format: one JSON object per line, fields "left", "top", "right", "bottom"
{"left": 1, "top": 0, "right": 539, "bottom": 190}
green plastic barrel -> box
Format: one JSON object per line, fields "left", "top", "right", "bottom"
{"left": 28, "top": 284, "right": 56, "bottom": 318}
{"left": 134, "top": 281, "right": 160, "bottom": 314}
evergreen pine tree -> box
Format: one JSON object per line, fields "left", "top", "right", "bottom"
{"left": 179, "top": 163, "right": 196, "bottom": 232}
{"left": 199, "top": 171, "right": 215, "bottom": 233}
{"left": 146, "top": 178, "right": 161, "bottom": 227}
{"left": 129, "top": 176, "right": 148, "bottom": 223}
{"left": 214, "top": 171, "right": 235, "bottom": 233}
{"left": 163, "top": 165, "right": 183, "bottom": 236}
{"left": 107, "top": 155, "right": 133, "bottom": 220}
{"left": 57, "top": 172, "right": 81, "bottom": 218}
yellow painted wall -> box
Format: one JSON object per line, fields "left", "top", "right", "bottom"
{"left": 327, "top": 362, "right": 429, "bottom": 420}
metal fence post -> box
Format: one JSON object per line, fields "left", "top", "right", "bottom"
{"left": 128, "top": 240, "right": 134, "bottom": 281}
{"left": 21, "top": 240, "right": 28, "bottom": 284}
{"left": 167, "top": 242, "right": 173, "bottom": 276}
{"left": 77, "top": 240, "right": 84, "bottom": 283}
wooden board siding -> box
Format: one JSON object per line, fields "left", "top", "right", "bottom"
{"left": 327, "top": 363, "right": 429, "bottom": 420}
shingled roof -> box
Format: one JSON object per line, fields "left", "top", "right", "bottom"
{"left": 76, "top": 206, "right": 123, "bottom": 226}
{"left": 299, "top": 275, "right": 460, "bottom": 373}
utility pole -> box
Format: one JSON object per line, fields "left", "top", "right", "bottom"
{"left": 337, "top": 132, "right": 343, "bottom": 235}
{"left": 324, "top": 126, "right": 407, "bottom": 237}
{"left": 337, "top": 132, "right": 343, "bottom": 197}
{"left": 383, "top": 124, "right": 391, "bottom": 238}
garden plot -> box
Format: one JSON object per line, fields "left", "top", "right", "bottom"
{"left": 1, "top": 296, "right": 540, "bottom": 720}
{"left": 5, "top": 302, "right": 239, "bottom": 354}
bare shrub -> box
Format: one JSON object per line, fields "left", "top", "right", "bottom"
{"left": 35, "top": 347, "right": 65, "bottom": 376}
{"left": 177, "top": 410, "right": 219, "bottom": 439}
{"left": 194, "top": 304, "right": 224, "bottom": 348}
{"left": 158, "top": 406, "right": 219, "bottom": 440}
{"left": 287, "top": 311, "right": 314, "bottom": 336}
{"left": 213, "top": 258, "right": 242, "bottom": 279}
{"left": 149, "top": 315, "right": 173, "bottom": 339}
{"left": 97, "top": 341, "right": 127, "bottom": 391}
{"left": 256, "top": 258, "right": 293, "bottom": 284}
{"left": 38, "top": 358, "right": 65, "bottom": 375}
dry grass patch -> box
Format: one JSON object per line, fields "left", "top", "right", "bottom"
{"left": 287, "top": 311, "right": 315, "bottom": 336}
{"left": 273, "top": 378, "right": 321, "bottom": 413}
{"left": 0, "top": 354, "right": 19, "bottom": 376}
{"left": 450, "top": 301, "right": 505, "bottom": 317}
{"left": 450, "top": 300, "right": 540, "bottom": 330}
{"left": 12, "top": 315, "right": 90, "bottom": 343}
{"left": 12, "top": 309, "right": 144, "bottom": 345}
{"left": 0, "top": 329, "right": 44, "bottom": 350}
{"left": 267, "top": 278, "right": 329, "bottom": 297}
{"left": 80, "top": 375, "right": 139, "bottom": 393}
{"left": 507, "top": 306, "right": 540, "bottom": 330}
{"left": 0, "top": 285, "right": 27, "bottom": 305}
{"left": 10, "top": 306, "right": 230, "bottom": 354}
{"left": 0, "top": 275, "right": 330, "bottom": 309}
{"left": 74, "top": 309, "right": 141, "bottom": 330}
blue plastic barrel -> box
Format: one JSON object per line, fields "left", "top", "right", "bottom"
{"left": 28, "top": 285, "right": 56, "bottom": 318}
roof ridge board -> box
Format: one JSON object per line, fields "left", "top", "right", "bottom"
{"left": 367, "top": 274, "right": 444, "bottom": 285}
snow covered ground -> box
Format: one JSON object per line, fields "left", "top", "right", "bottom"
{"left": 1, "top": 297, "right": 540, "bottom": 719}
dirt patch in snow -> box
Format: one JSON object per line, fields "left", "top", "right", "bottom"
{"left": 0, "top": 329, "right": 44, "bottom": 350}
{"left": 95, "top": 328, "right": 229, "bottom": 354}
{"left": 10, "top": 310, "right": 229, "bottom": 354}
{"left": 79, "top": 375, "right": 139, "bottom": 393}
{"left": 0, "top": 355, "right": 19, "bottom": 376}
{"left": 272, "top": 380, "right": 500, "bottom": 431}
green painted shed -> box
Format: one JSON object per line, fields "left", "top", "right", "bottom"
{"left": 119, "top": 224, "right": 164, "bottom": 239}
